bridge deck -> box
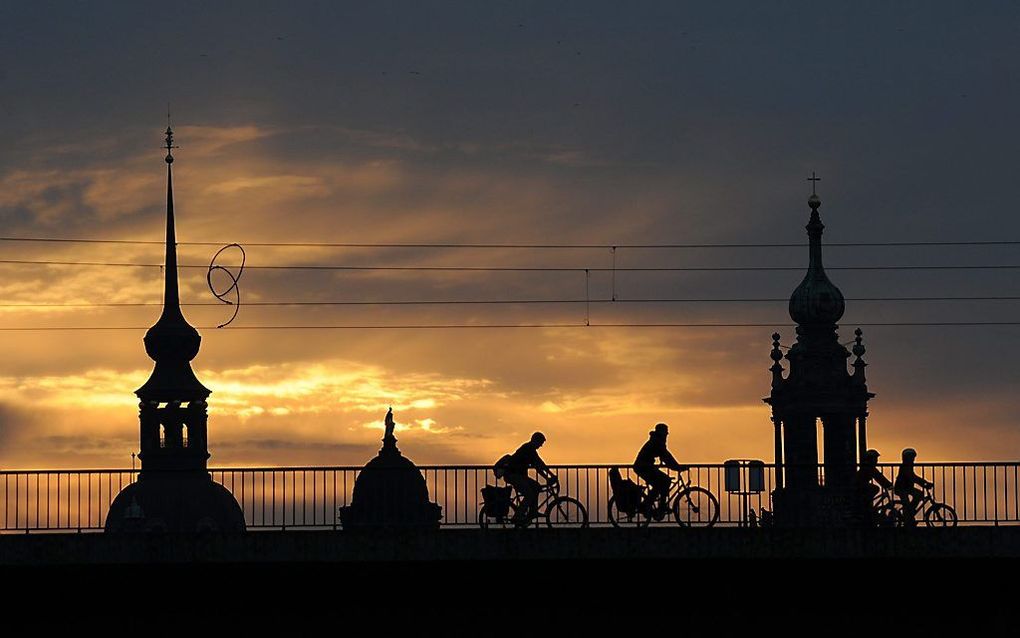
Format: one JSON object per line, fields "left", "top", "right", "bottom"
{"left": 4, "top": 526, "right": 1020, "bottom": 565}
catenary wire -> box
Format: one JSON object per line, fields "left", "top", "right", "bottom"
{"left": 1, "top": 322, "right": 1020, "bottom": 331}
{"left": 3, "top": 236, "right": 1020, "bottom": 249}
{"left": 2, "top": 296, "right": 1020, "bottom": 308}
{"left": 3, "top": 258, "right": 1020, "bottom": 272}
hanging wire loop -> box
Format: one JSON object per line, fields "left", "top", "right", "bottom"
{"left": 207, "top": 243, "right": 246, "bottom": 328}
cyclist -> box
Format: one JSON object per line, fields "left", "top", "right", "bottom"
{"left": 855, "top": 448, "right": 892, "bottom": 525}
{"left": 633, "top": 423, "right": 687, "bottom": 520}
{"left": 894, "top": 447, "right": 933, "bottom": 527}
{"left": 502, "top": 432, "right": 556, "bottom": 526}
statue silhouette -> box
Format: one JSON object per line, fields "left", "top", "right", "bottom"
{"left": 384, "top": 407, "right": 396, "bottom": 442}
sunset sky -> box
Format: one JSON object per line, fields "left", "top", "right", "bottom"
{"left": 2, "top": 2, "right": 1020, "bottom": 469}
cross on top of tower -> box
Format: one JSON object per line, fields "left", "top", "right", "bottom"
{"left": 807, "top": 171, "right": 821, "bottom": 195}
{"left": 807, "top": 172, "right": 821, "bottom": 210}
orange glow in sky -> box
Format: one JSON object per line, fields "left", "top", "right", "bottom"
{"left": 4, "top": 6, "right": 1020, "bottom": 468}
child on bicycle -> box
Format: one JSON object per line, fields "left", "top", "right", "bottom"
{"left": 633, "top": 423, "right": 687, "bottom": 520}
{"left": 894, "top": 448, "right": 933, "bottom": 527}
{"left": 855, "top": 449, "right": 892, "bottom": 526}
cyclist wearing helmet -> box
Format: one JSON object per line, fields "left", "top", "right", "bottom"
{"left": 894, "top": 448, "right": 933, "bottom": 526}
{"left": 503, "top": 432, "right": 555, "bottom": 526}
{"left": 855, "top": 449, "right": 892, "bottom": 525}
{"left": 633, "top": 423, "right": 687, "bottom": 519}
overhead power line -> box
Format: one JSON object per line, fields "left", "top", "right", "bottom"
{"left": 3, "top": 296, "right": 1020, "bottom": 308}
{"left": 1, "top": 322, "right": 1020, "bottom": 331}
{"left": 3, "top": 236, "right": 1020, "bottom": 249}
{"left": 3, "top": 258, "right": 1020, "bottom": 272}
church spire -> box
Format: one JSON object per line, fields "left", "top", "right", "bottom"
{"left": 163, "top": 124, "right": 181, "bottom": 313}
{"left": 136, "top": 123, "right": 211, "bottom": 401}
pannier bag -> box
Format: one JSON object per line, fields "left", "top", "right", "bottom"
{"left": 481, "top": 485, "right": 513, "bottom": 518}
{"left": 608, "top": 466, "right": 644, "bottom": 514}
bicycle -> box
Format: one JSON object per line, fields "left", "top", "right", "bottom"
{"left": 478, "top": 477, "right": 589, "bottom": 529}
{"left": 873, "top": 486, "right": 958, "bottom": 528}
{"left": 608, "top": 468, "right": 720, "bottom": 528}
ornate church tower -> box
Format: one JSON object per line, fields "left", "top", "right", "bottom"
{"left": 764, "top": 179, "right": 874, "bottom": 527}
{"left": 106, "top": 125, "right": 245, "bottom": 533}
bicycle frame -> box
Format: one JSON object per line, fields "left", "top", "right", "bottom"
{"left": 873, "top": 487, "right": 944, "bottom": 525}
{"left": 636, "top": 470, "right": 692, "bottom": 517}
{"left": 505, "top": 480, "right": 560, "bottom": 524}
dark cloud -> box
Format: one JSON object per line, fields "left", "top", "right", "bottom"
{"left": 2, "top": 2, "right": 1020, "bottom": 464}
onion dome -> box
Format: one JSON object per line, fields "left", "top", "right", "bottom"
{"left": 788, "top": 190, "right": 845, "bottom": 326}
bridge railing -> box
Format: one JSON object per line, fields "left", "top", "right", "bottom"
{"left": 1, "top": 462, "right": 1018, "bottom": 532}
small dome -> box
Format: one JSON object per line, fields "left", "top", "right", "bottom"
{"left": 105, "top": 474, "right": 245, "bottom": 533}
{"left": 789, "top": 269, "right": 845, "bottom": 325}
{"left": 339, "top": 445, "right": 442, "bottom": 529}
{"left": 788, "top": 198, "right": 845, "bottom": 325}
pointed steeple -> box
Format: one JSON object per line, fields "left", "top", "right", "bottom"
{"left": 162, "top": 125, "right": 182, "bottom": 314}
{"left": 136, "top": 125, "right": 211, "bottom": 401}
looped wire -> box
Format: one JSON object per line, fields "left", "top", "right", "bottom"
{"left": 206, "top": 243, "right": 246, "bottom": 328}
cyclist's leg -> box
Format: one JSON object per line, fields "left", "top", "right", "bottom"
{"left": 504, "top": 473, "right": 527, "bottom": 522}
{"left": 634, "top": 466, "right": 660, "bottom": 511}
{"left": 652, "top": 471, "right": 672, "bottom": 512}
{"left": 637, "top": 467, "right": 670, "bottom": 515}
{"left": 521, "top": 477, "right": 540, "bottom": 519}
{"left": 861, "top": 484, "right": 880, "bottom": 526}
{"left": 899, "top": 487, "right": 922, "bottom": 526}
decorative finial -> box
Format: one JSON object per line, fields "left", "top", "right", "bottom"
{"left": 165, "top": 105, "right": 178, "bottom": 164}
{"left": 852, "top": 328, "right": 866, "bottom": 359}
{"left": 770, "top": 333, "right": 785, "bottom": 388}
{"left": 807, "top": 171, "right": 821, "bottom": 209}
{"left": 852, "top": 328, "right": 868, "bottom": 382}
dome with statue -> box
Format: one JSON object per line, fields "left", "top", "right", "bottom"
{"left": 338, "top": 409, "right": 443, "bottom": 530}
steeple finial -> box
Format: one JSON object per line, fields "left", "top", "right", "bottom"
{"left": 165, "top": 106, "right": 178, "bottom": 164}
{"left": 807, "top": 171, "right": 821, "bottom": 210}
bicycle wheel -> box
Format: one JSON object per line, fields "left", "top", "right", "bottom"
{"left": 672, "top": 486, "right": 720, "bottom": 527}
{"left": 478, "top": 504, "right": 515, "bottom": 529}
{"left": 544, "top": 496, "right": 589, "bottom": 528}
{"left": 875, "top": 503, "right": 905, "bottom": 528}
{"left": 924, "top": 503, "right": 958, "bottom": 528}
{"left": 607, "top": 496, "right": 650, "bottom": 528}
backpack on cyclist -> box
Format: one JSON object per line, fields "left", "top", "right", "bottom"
{"left": 492, "top": 454, "right": 513, "bottom": 479}
{"left": 481, "top": 485, "right": 513, "bottom": 518}
{"left": 609, "top": 466, "right": 643, "bottom": 515}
